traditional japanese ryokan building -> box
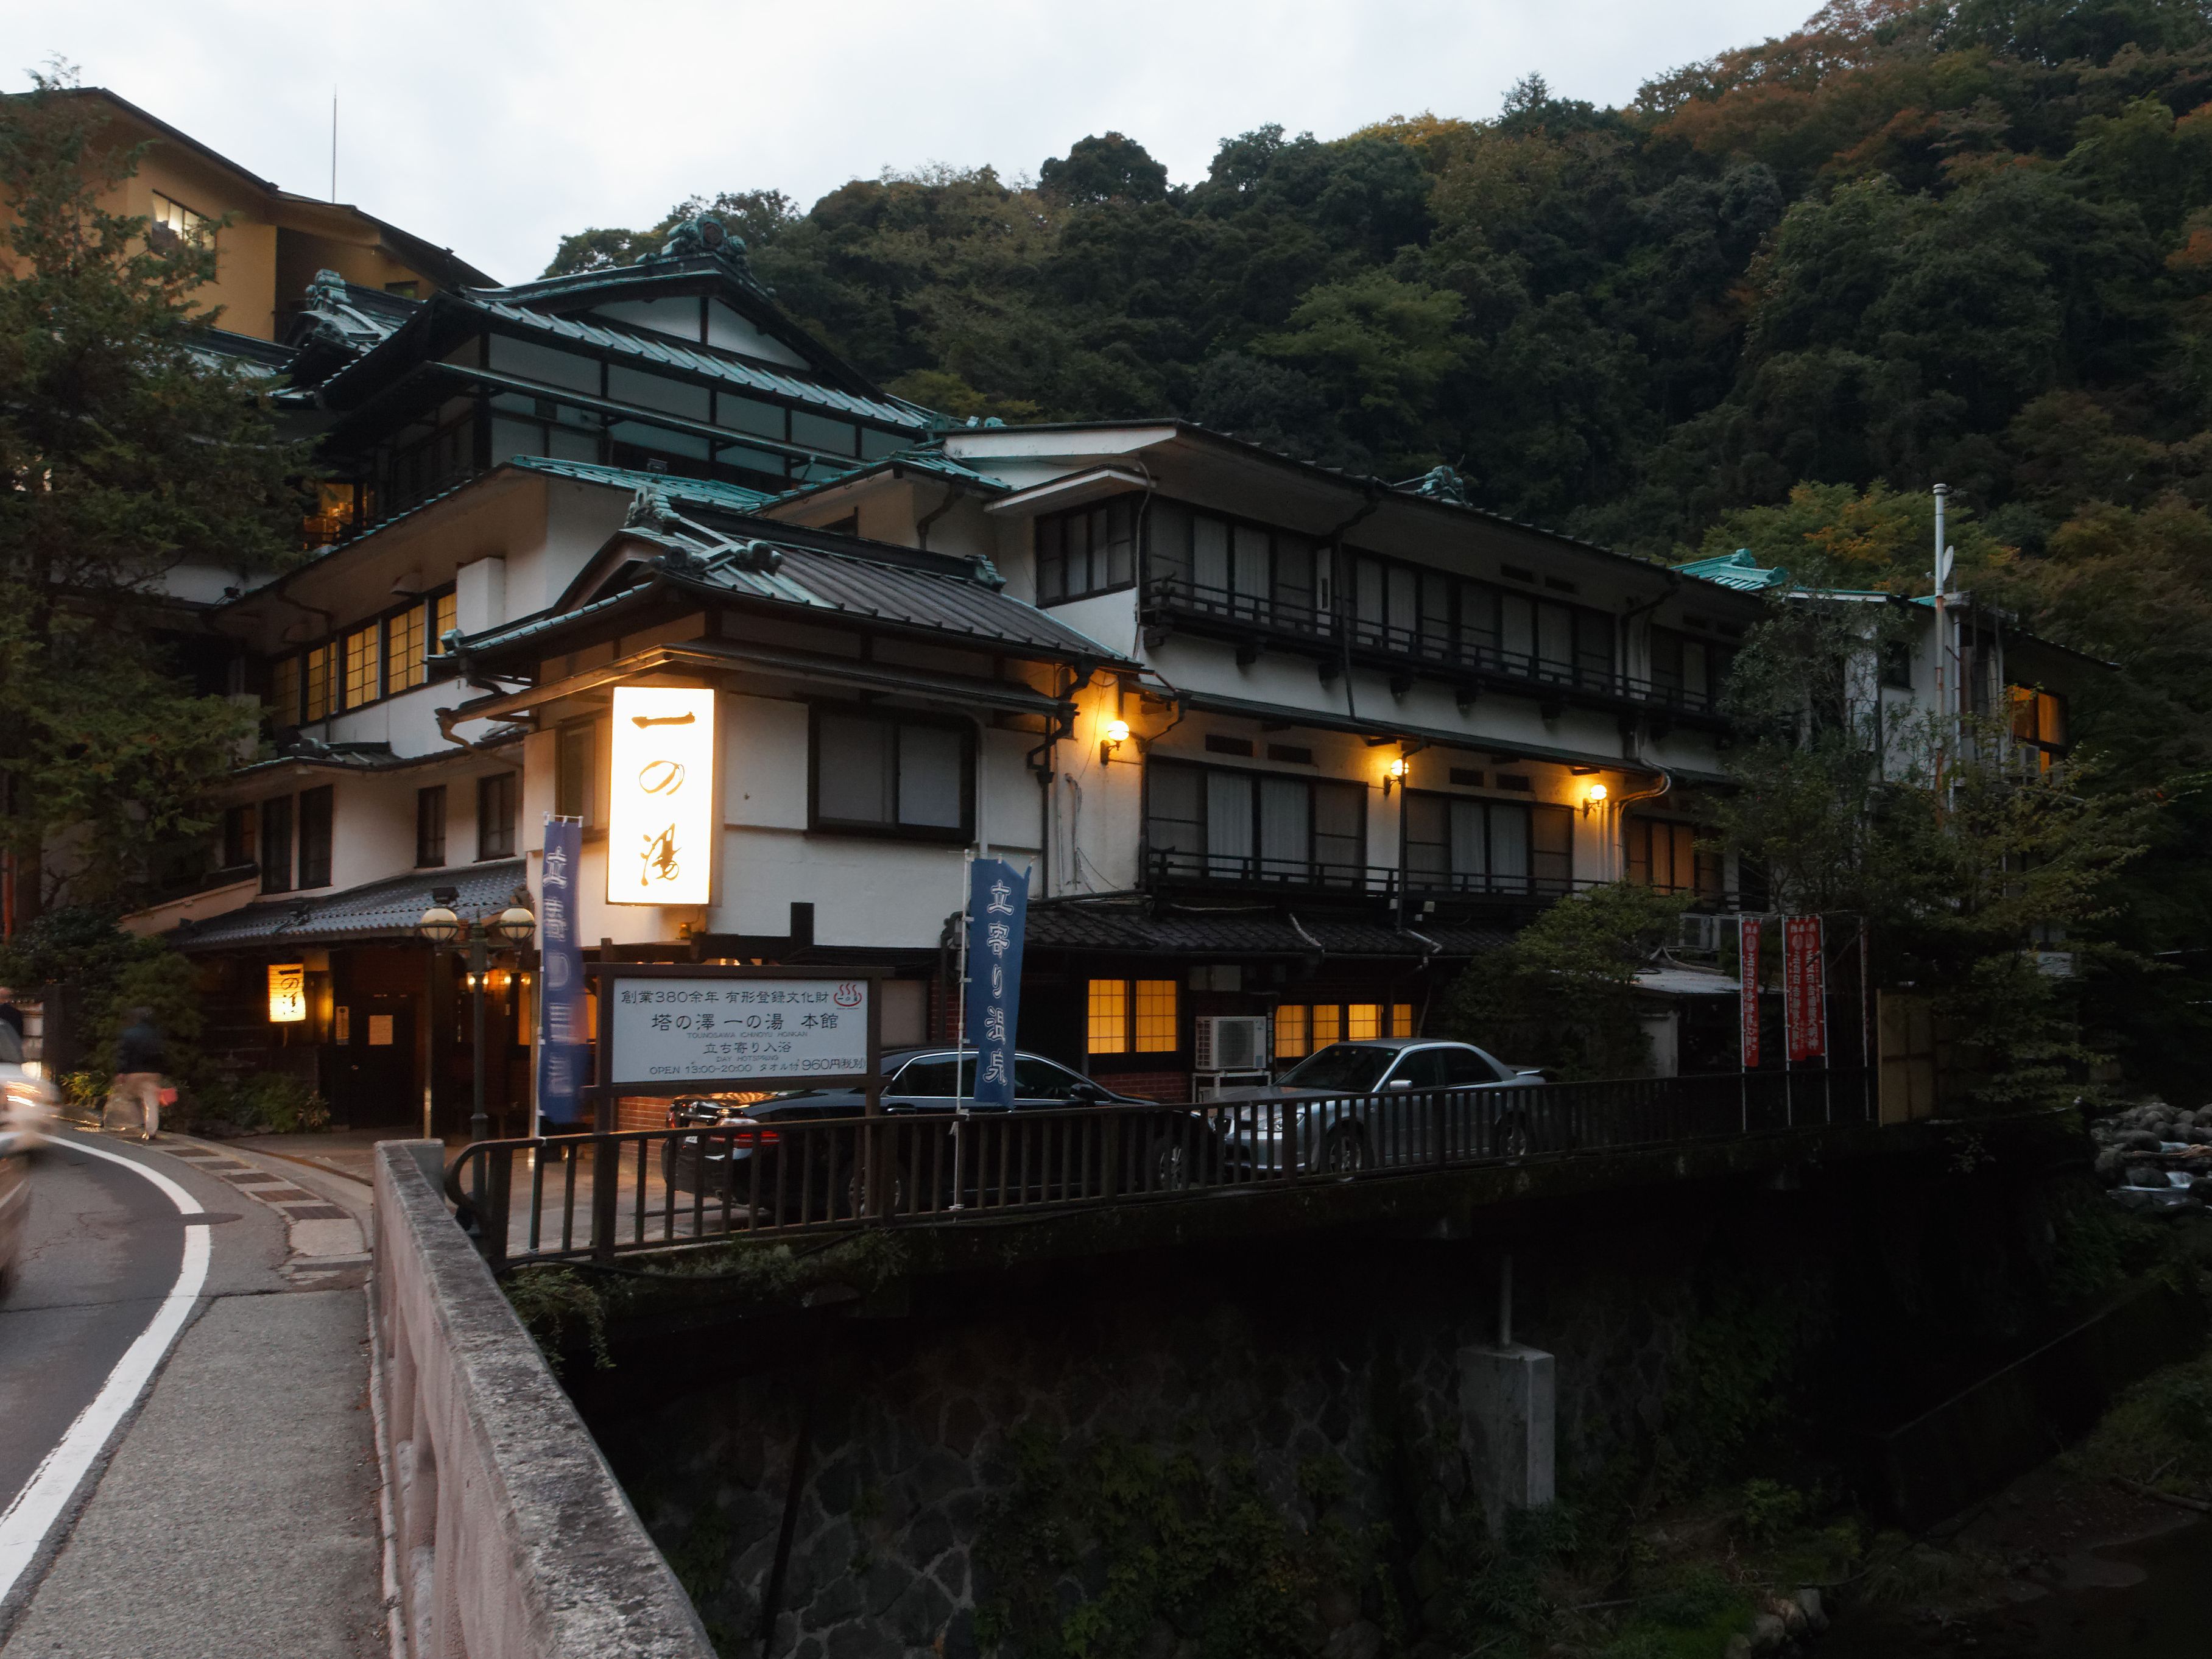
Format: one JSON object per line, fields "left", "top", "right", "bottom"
{"left": 99, "top": 117, "right": 2093, "bottom": 1129}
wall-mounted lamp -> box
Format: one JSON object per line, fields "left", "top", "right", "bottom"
{"left": 1583, "top": 781, "right": 1610, "bottom": 817}
{"left": 1100, "top": 717, "right": 1131, "bottom": 766}
{"left": 1383, "top": 755, "right": 1409, "bottom": 797}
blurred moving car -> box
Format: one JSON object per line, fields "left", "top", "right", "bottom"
{"left": 0, "top": 1130, "right": 29, "bottom": 1295}
{"left": 0, "top": 1056, "right": 57, "bottom": 1149}
{"left": 661, "top": 1048, "right": 1180, "bottom": 1210}
{"left": 1217, "top": 1037, "right": 1548, "bottom": 1172}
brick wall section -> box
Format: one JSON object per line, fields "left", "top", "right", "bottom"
{"left": 1091, "top": 1070, "right": 1189, "bottom": 1104}
{"left": 617, "top": 1096, "right": 670, "bottom": 1132}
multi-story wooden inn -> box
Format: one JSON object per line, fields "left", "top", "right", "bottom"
{"left": 116, "top": 192, "right": 2089, "bottom": 1128}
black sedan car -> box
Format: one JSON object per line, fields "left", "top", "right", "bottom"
{"left": 660, "top": 1048, "right": 1174, "bottom": 1216}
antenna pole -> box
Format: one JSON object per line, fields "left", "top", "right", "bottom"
{"left": 331, "top": 90, "right": 337, "bottom": 202}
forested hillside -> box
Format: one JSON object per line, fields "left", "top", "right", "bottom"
{"left": 551, "top": 1, "right": 2212, "bottom": 559}
{"left": 549, "top": 0, "right": 2212, "bottom": 1082}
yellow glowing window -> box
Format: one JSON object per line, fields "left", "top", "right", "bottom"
{"left": 1348, "top": 1004, "right": 1381, "bottom": 1040}
{"left": 387, "top": 604, "right": 426, "bottom": 692}
{"left": 151, "top": 191, "right": 212, "bottom": 245}
{"left": 1312, "top": 1004, "right": 1341, "bottom": 1046}
{"left": 1133, "top": 980, "right": 1177, "bottom": 1052}
{"left": 303, "top": 644, "right": 334, "bottom": 722}
{"left": 1087, "top": 979, "right": 1129, "bottom": 1054}
{"left": 429, "top": 591, "right": 458, "bottom": 654}
{"left": 343, "top": 623, "right": 381, "bottom": 709}
{"left": 1392, "top": 1004, "right": 1415, "bottom": 1038}
{"left": 1275, "top": 1004, "right": 1308, "bottom": 1059}
{"left": 269, "top": 656, "right": 300, "bottom": 724}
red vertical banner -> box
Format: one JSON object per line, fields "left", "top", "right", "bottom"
{"left": 1738, "top": 917, "right": 1761, "bottom": 1069}
{"left": 1784, "top": 916, "right": 1826, "bottom": 1062}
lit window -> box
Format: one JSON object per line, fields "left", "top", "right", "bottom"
{"left": 150, "top": 191, "right": 212, "bottom": 246}
{"left": 303, "top": 644, "right": 334, "bottom": 722}
{"left": 269, "top": 656, "right": 300, "bottom": 725}
{"left": 387, "top": 604, "right": 426, "bottom": 692}
{"left": 1133, "top": 981, "right": 1177, "bottom": 1052}
{"left": 1312, "top": 1004, "right": 1341, "bottom": 1046}
{"left": 1275, "top": 1004, "right": 1308, "bottom": 1060}
{"left": 429, "top": 591, "right": 457, "bottom": 654}
{"left": 1087, "top": 979, "right": 1129, "bottom": 1055}
{"left": 343, "top": 623, "right": 381, "bottom": 710}
{"left": 1392, "top": 1004, "right": 1415, "bottom": 1038}
{"left": 1348, "top": 1004, "right": 1381, "bottom": 1040}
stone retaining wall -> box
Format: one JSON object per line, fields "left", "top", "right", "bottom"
{"left": 587, "top": 1150, "right": 2077, "bottom": 1659}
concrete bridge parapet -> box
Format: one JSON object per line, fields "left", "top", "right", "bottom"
{"left": 372, "top": 1139, "right": 716, "bottom": 1659}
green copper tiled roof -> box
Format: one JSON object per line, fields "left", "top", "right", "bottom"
{"left": 509, "top": 455, "right": 778, "bottom": 515}
{"left": 767, "top": 445, "right": 1013, "bottom": 509}
{"left": 1675, "top": 550, "right": 1790, "bottom": 591}
{"left": 463, "top": 297, "right": 926, "bottom": 430}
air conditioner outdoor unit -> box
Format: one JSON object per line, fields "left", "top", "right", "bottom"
{"left": 1194, "top": 1015, "right": 1270, "bottom": 1073}
{"left": 1677, "top": 914, "right": 1725, "bottom": 954}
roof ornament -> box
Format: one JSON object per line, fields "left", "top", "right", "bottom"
{"left": 624, "top": 480, "right": 680, "bottom": 534}
{"left": 1407, "top": 464, "right": 1470, "bottom": 505}
{"left": 304, "top": 267, "right": 350, "bottom": 312}
{"left": 725, "top": 538, "right": 784, "bottom": 576}
{"left": 650, "top": 213, "right": 774, "bottom": 294}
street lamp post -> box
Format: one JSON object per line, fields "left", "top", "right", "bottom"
{"left": 417, "top": 900, "right": 536, "bottom": 1146}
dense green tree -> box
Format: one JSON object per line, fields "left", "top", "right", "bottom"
{"left": 0, "top": 70, "right": 311, "bottom": 909}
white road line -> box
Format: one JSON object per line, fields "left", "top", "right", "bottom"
{"left": 0, "top": 1136, "right": 212, "bottom": 1604}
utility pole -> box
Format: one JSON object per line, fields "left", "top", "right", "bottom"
{"left": 1932, "top": 484, "right": 1951, "bottom": 795}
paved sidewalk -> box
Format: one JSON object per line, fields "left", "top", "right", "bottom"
{"left": 0, "top": 1130, "right": 387, "bottom": 1658}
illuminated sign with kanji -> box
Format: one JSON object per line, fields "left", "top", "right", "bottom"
{"left": 608, "top": 685, "right": 716, "bottom": 907}
{"left": 268, "top": 963, "right": 306, "bottom": 1024}
{"left": 604, "top": 977, "right": 870, "bottom": 1084}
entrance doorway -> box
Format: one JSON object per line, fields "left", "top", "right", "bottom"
{"left": 331, "top": 996, "right": 418, "bottom": 1128}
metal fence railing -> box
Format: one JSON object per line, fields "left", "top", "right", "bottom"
{"left": 446, "top": 1068, "right": 1874, "bottom": 1270}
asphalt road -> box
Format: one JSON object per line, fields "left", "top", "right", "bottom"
{"left": 0, "top": 1139, "right": 185, "bottom": 1510}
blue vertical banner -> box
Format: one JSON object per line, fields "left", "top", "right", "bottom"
{"left": 963, "top": 858, "right": 1028, "bottom": 1110}
{"left": 535, "top": 817, "right": 588, "bottom": 1124}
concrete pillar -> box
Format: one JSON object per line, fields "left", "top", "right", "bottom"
{"left": 1458, "top": 1344, "right": 1556, "bottom": 1537}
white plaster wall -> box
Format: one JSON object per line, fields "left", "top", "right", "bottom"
{"left": 323, "top": 684, "right": 457, "bottom": 759}
{"left": 329, "top": 771, "right": 429, "bottom": 890}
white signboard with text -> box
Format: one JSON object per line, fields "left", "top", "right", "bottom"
{"left": 605, "top": 976, "right": 870, "bottom": 1085}
{"left": 607, "top": 685, "right": 717, "bottom": 906}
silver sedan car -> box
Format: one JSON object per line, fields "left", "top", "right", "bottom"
{"left": 1217, "top": 1037, "right": 1546, "bottom": 1173}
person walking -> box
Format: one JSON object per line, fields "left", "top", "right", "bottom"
{"left": 112, "top": 1007, "right": 167, "bottom": 1142}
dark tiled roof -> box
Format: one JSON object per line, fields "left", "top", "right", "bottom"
{"left": 177, "top": 859, "right": 527, "bottom": 949}
{"left": 1024, "top": 900, "right": 1511, "bottom": 959}
{"left": 468, "top": 504, "right": 1130, "bottom": 666}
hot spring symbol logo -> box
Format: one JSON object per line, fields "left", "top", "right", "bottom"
{"left": 834, "top": 982, "right": 863, "bottom": 1009}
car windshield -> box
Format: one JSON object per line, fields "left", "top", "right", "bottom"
{"left": 1278, "top": 1044, "right": 1396, "bottom": 1093}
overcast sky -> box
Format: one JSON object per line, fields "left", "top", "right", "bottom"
{"left": 11, "top": 0, "right": 1816, "bottom": 284}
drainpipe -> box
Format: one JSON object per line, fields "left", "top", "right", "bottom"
{"left": 1618, "top": 571, "right": 1678, "bottom": 696}
{"left": 1608, "top": 767, "right": 1674, "bottom": 886}
{"left": 916, "top": 482, "right": 960, "bottom": 552}
{"left": 1322, "top": 487, "right": 1385, "bottom": 724}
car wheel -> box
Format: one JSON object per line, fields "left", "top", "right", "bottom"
{"left": 1495, "top": 1113, "right": 1532, "bottom": 1161}
{"left": 842, "top": 1161, "right": 909, "bottom": 1218}
{"left": 1152, "top": 1138, "right": 1191, "bottom": 1192}
{"left": 1321, "top": 1127, "right": 1371, "bottom": 1174}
